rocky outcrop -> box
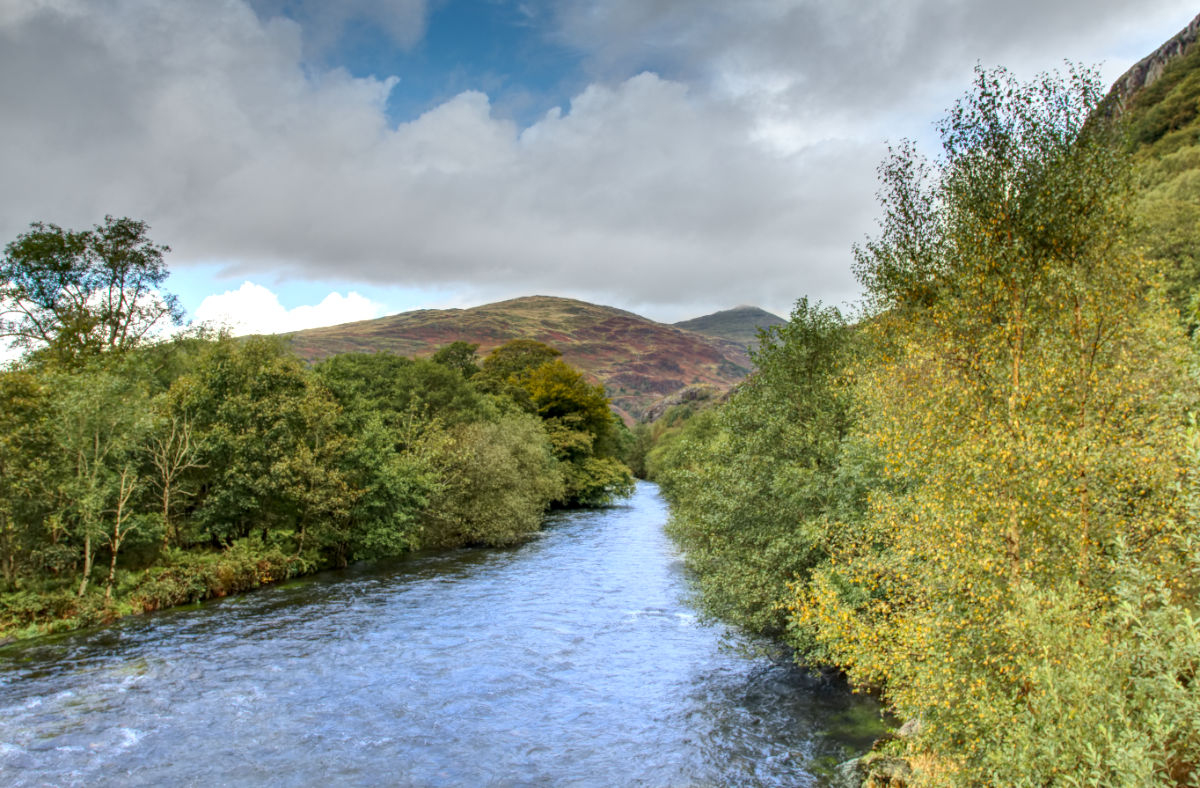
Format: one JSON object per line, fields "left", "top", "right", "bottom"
{"left": 832, "top": 719, "right": 924, "bottom": 788}
{"left": 640, "top": 383, "right": 720, "bottom": 423}
{"left": 1106, "top": 12, "right": 1200, "bottom": 113}
{"left": 832, "top": 755, "right": 913, "bottom": 788}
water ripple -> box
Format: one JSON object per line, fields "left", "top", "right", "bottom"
{"left": 0, "top": 482, "right": 881, "bottom": 787}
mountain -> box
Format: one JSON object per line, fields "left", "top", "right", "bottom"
{"left": 1106, "top": 12, "right": 1199, "bottom": 114}
{"left": 673, "top": 305, "right": 787, "bottom": 351}
{"left": 1106, "top": 11, "right": 1200, "bottom": 313}
{"left": 286, "top": 295, "right": 754, "bottom": 421}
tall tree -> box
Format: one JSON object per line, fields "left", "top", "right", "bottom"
{"left": 795, "top": 65, "right": 1197, "bottom": 782}
{"left": 1, "top": 216, "right": 182, "bottom": 364}
{"left": 50, "top": 364, "right": 154, "bottom": 597}
{"left": 657, "top": 299, "right": 859, "bottom": 637}
{"left": 0, "top": 370, "right": 55, "bottom": 589}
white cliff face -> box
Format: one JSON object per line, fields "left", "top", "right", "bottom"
{"left": 1108, "top": 12, "right": 1200, "bottom": 112}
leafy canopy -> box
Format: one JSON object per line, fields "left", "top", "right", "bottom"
{"left": 1, "top": 216, "right": 182, "bottom": 364}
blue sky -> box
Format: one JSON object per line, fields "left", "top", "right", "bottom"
{"left": 286, "top": 0, "right": 586, "bottom": 128}
{"left": 2, "top": 0, "right": 1198, "bottom": 334}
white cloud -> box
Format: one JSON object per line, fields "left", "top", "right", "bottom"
{"left": 248, "top": 0, "right": 428, "bottom": 57}
{"left": 193, "top": 282, "right": 385, "bottom": 335}
{"left": 0, "top": 0, "right": 1195, "bottom": 321}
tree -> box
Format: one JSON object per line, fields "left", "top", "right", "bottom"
{"left": 421, "top": 414, "right": 563, "bottom": 547}
{"left": 314, "top": 353, "right": 452, "bottom": 563}
{"left": 102, "top": 464, "right": 147, "bottom": 601}
{"left": 0, "top": 370, "right": 55, "bottom": 589}
{"left": 473, "top": 339, "right": 562, "bottom": 407}
{"left": 146, "top": 404, "right": 205, "bottom": 549}
{"left": 470, "top": 340, "right": 634, "bottom": 505}
{"left": 316, "top": 353, "right": 491, "bottom": 431}
{"left": 430, "top": 341, "right": 480, "bottom": 379}
{"left": 792, "top": 65, "right": 1197, "bottom": 782}
{"left": 175, "top": 336, "right": 350, "bottom": 548}
{"left": 49, "top": 363, "right": 154, "bottom": 597}
{"left": 1, "top": 216, "right": 182, "bottom": 363}
{"left": 523, "top": 358, "right": 634, "bottom": 504}
{"left": 656, "top": 299, "right": 859, "bottom": 636}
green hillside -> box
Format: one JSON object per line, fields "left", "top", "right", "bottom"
{"left": 1111, "top": 13, "right": 1200, "bottom": 312}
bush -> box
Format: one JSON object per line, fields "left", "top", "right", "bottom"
{"left": 129, "top": 540, "right": 300, "bottom": 611}
{"left": 421, "top": 414, "right": 563, "bottom": 547}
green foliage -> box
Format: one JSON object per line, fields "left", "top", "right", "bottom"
{"left": 130, "top": 539, "right": 304, "bottom": 609}
{"left": 1114, "top": 42, "right": 1200, "bottom": 318}
{"left": 430, "top": 341, "right": 480, "bottom": 379}
{"left": 421, "top": 414, "right": 564, "bottom": 547}
{"left": 655, "top": 299, "right": 856, "bottom": 636}
{"left": 0, "top": 216, "right": 182, "bottom": 365}
{"left": 659, "top": 65, "right": 1200, "bottom": 785}
{"left": 174, "top": 335, "right": 351, "bottom": 547}
{"left": 473, "top": 338, "right": 562, "bottom": 408}
{"left": 475, "top": 340, "right": 635, "bottom": 507}
{"left": 477, "top": 338, "right": 561, "bottom": 381}
{"left": 560, "top": 457, "right": 636, "bottom": 507}
{"left": 0, "top": 370, "right": 54, "bottom": 589}
{"left": 317, "top": 352, "right": 492, "bottom": 428}
{"left": 48, "top": 359, "right": 157, "bottom": 597}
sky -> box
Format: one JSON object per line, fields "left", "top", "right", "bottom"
{"left": 1, "top": 0, "right": 1198, "bottom": 335}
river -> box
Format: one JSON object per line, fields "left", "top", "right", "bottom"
{"left": 0, "top": 482, "right": 883, "bottom": 786}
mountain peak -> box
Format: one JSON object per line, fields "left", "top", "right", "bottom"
{"left": 673, "top": 306, "right": 787, "bottom": 350}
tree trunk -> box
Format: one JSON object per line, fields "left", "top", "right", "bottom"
{"left": 77, "top": 530, "right": 93, "bottom": 597}
{"left": 105, "top": 534, "right": 122, "bottom": 602}
{"left": 1073, "top": 297, "right": 1093, "bottom": 577}
{"left": 0, "top": 516, "right": 15, "bottom": 590}
{"left": 1006, "top": 286, "right": 1025, "bottom": 581}
{"left": 160, "top": 477, "right": 172, "bottom": 549}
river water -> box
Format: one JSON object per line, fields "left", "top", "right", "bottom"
{"left": 0, "top": 482, "right": 883, "bottom": 787}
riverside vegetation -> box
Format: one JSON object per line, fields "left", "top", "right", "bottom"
{"left": 4, "top": 57, "right": 1199, "bottom": 786}
{"left": 0, "top": 224, "right": 633, "bottom": 641}
{"left": 651, "top": 66, "right": 1200, "bottom": 785}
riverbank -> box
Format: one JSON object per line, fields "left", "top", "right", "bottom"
{"left": 0, "top": 538, "right": 312, "bottom": 644}
{"left": 0, "top": 482, "right": 883, "bottom": 786}
{"left": 1, "top": 515, "right": 563, "bottom": 645}
{"left": 1, "top": 336, "right": 634, "bottom": 648}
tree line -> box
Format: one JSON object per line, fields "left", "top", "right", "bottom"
{"left": 651, "top": 66, "right": 1199, "bottom": 785}
{"left": 0, "top": 222, "right": 634, "bottom": 639}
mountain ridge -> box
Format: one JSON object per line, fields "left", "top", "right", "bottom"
{"left": 286, "top": 295, "right": 769, "bottom": 421}
{"left": 1107, "top": 11, "right": 1200, "bottom": 113}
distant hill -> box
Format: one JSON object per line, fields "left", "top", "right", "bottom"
{"left": 673, "top": 306, "right": 787, "bottom": 351}
{"left": 1106, "top": 11, "right": 1200, "bottom": 313}
{"left": 286, "top": 295, "right": 753, "bottom": 421}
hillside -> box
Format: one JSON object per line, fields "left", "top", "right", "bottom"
{"left": 1107, "top": 11, "right": 1200, "bottom": 312}
{"left": 286, "top": 295, "right": 753, "bottom": 421}
{"left": 672, "top": 305, "right": 786, "bottom": 351}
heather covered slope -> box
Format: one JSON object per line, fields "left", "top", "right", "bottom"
{"left": 286, "top": 295, "right": 753, "bottom": 420}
